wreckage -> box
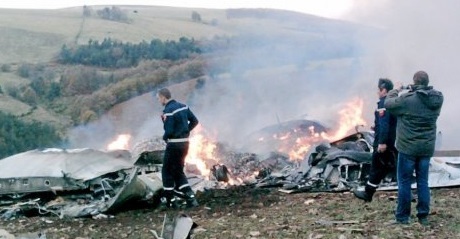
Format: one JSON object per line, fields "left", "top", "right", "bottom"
{"left": 1, "top": 123, "right": 459, "bottom": 220}
{"left": 0, "top": 148, "right": 162, "bottom": 219}
{"left": 248, "top": 129, "right": 460, "bottom": 194}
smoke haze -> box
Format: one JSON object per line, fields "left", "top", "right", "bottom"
{"left": 69, "top": 1, "right": 459, "bottom": 151}
{"left": 343, "top": 0, "right": 460, "bottom": 149}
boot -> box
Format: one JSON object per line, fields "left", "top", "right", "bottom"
{"left": 353, "top": 185, "right": 376, "bottom": 202}
{"left": 179, "top": 186, "right": 199, "bottom": 208}
{"left": 159, "top": 190, "right": 180, "bottom": 210}
{"left": 185, "top": 194, "right": 199, "bottom": 208}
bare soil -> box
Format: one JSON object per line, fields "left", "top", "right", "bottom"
{"left": 1, "top": 186, "right": 460, "bottom": 239}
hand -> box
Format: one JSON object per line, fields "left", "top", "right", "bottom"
{"left": 395, "top": 82, "right": 403, "bottom": 90}
{"left": 377, "top": 144, "right": 387, "bottom": 153}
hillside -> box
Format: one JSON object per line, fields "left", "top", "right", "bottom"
{"left": 0, "top": 5, "right": 378, "bottom": 156}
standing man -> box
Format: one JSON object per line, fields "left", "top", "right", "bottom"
{"left": 353, "top": 78, "right": 397, "bottom": 202}
{"left": 157, "top": 87, "right": 199, "bottom": 208}
{"left": 385, "top": 71, "right": 443, "bottom": 225}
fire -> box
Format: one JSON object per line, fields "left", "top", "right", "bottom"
{"left": 186, "top": 125, "right": 219, "bottom": 177}
{"left": 107, "top": 134, "right": 132, "bottom": 151}
{"left": 104, "top": 98, "right": 366, "bottom": 182}
{"left": 321, "top": 97, "right": 366, "bottom": 141}
{"left": 275, "top": 129, "right": 323, "bottom": 161}
{"left": 228, "top": 177, "right": 244, "bottom": 185}
{"left": 274, "top": 97, "right": 366, "bottom": 161}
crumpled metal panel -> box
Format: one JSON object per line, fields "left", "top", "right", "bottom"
{"left": 0, "top": 148, "right": 133, "bottom": 181}
{"left": 0, "top": 146, "right": 168, "bottom": 219}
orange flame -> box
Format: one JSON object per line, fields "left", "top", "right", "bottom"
{"left": 186, "top": 125, "right": 219, "bottom": 177}
{"left": 321, "top": 97, "right": 366, "bottom": 141}
{"left": 107, "top": 134, "right": 132, "bottom": 151}
{"left": 274, "top": 97, "right": 366, "bottom": 161}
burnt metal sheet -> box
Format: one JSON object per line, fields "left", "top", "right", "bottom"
{"left": 0, "top": 148, "right": 134, "bottom": 195}
{"left": 0, "top": 148, "right": 133, "bottom": 180}
{"left": 0, "top": 148, "right": 163, "bottom": 219}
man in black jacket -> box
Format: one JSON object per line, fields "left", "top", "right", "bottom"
{"left": 157, "top": 88, "right": 199, "bottom": 208}
{"left": 385, "top": 71, "right": 443, "bottom": 225}
{"left": 353, "top": 78, "right": 397, "bottom": 202}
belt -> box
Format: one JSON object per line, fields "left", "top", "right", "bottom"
{"left": 167, "top": 138, "right": 189, "bottom": 143}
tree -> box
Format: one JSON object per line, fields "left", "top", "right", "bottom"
{"left": 21, "top": 87, "right": 38, "bottom": 105}
{"left": 46, "top": 82, "right": 61, "bottom": 101}
{"left": 191, "top": 11, "right": 201, "bottom": 22}
{"left": 1, "top": 64, "right": 11, "bottom": 72}
{"left": 0, "top": 111, "right": 64, "bottom": 159}
{"left": 60, "top": 66, "right": 100, "bottom": 96}
{"left": 80, "top": 109, "right": 97, "bottom": 124}
{"left": 17, "top": 63, "right": 33, "bottom": 78}
{"left": 96, "top": 6, "right": 129, "bottom": 23}
{"left": 83, "top": 5, "right": 93, "bottom": 17}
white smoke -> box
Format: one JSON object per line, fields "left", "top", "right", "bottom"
{"left": 342, "top": 0, "right": 460, "bottom": 149}
{"left": 69, "top": 2, "right": 459, "bottom": 151}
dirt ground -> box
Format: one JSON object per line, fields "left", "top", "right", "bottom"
{"left": 1, "top": 186, "right": 460, "bottom": 239}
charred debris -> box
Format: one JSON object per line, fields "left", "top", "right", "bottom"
{"left": 1, "top": 120, "right": 460, "bottom": 220}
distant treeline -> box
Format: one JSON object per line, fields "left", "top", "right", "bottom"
{"left": 0, "top": 111, "right": 64, "bottom": 159}
{"left": 58, "top": 37, "right": 202, "bottom": 68}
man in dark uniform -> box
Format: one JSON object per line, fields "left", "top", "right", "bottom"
{"left": 157, "top": 87, "right": 199, "bottom": 208}
{"left": 353, "top": 78, "right": 397, "bottom": 202}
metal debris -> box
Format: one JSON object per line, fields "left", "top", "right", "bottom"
{"left": 0, "top": 148, "right": 162, "bottom": 219}
{"left": 1, "top": 124, "right": 459, "bottom": 220}
{"left": 160, "top": 214, "right": 196, "bottom": 239}
{"left": 211, "top": 164, "right": 229, "bottom": 182}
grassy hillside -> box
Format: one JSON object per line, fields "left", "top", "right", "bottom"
{"left": 0, "top": 6, "right": 376, "bottom": 155}
{"left": 0, "top": 6, "right": 229, "bottom": 64}
{"left": 0, "top": 6, "right": 369, "bottom": 63}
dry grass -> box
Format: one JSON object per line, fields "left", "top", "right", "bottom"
{"left": 0, "top": 6, "right": 338, "bottom": 64}
{"left": 1, "top": 187, "right": 459, "bottom": 238}
{"left": 0, "top": 94, "right": 31, "bottom": 116}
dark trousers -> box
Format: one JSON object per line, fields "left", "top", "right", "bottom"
{"left": 367, "top": 148, "right": 397, "bottom": 189}
{"left": 162, "top": 142, "right": 190, "bottom": 191}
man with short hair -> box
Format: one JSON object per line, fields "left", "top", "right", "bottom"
{"left": 353, "top": 78, "right": 397, "bottom": 202}
{"left": 157, "top": 87, "right": 199, "bottom": 208}
{"left": 385, "top": 71, "right": 443, "bottom": 226}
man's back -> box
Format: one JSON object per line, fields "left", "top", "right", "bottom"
{"left": 162, "top": 99, "right": 198, "bottom": 141}
{"left": 385, "top": 85, "right": 443, "bottom": 156}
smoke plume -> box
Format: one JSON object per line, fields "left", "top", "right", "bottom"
{"left": 342, "top": 0, "right": 460, "bottom": 149}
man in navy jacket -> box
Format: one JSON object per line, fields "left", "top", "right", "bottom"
{"left": 157, "top": 87, "right": 199, "bottom": 208}
{"left": 354, "top": 78, "right": 397, "bottom": 202}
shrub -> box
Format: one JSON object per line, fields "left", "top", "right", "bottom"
{"left": 17, "top": 63, "right": 33, "bottom": 78}
{"left": 1, "top": 64, "right": 11, "bottom": 72}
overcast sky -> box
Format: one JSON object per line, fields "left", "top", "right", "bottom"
{"left": 0, "top": 0, "right": 358, "bottom": 19}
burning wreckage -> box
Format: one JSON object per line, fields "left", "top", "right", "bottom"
{"left": 1, "top": 120, "right": 460, "bottom": 220}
